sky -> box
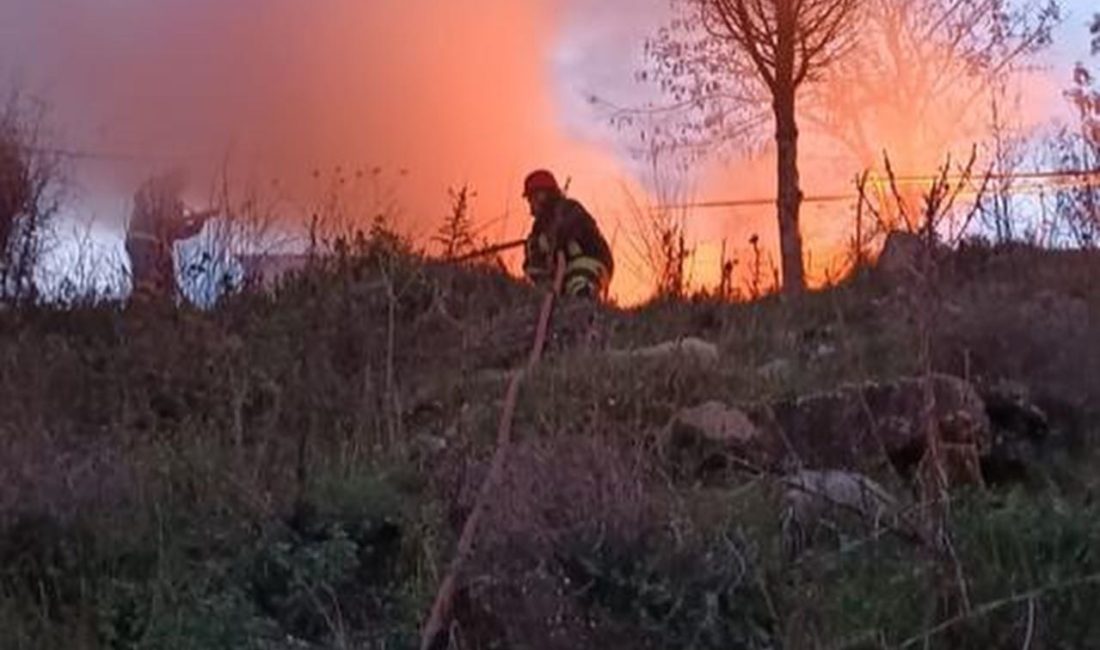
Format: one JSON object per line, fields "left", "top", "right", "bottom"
{"left": 1, "top": 0, "right": 1096, "bottom": 303}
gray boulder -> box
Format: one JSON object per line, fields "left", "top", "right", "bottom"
{"left": 780, "top": 469, "right": 901, "bottom": 557}
{"left": 782, "top": 469, "right": 897, "bottom": 527}
{"left": 608, "top": 337, "right": 720, "bottom": 367}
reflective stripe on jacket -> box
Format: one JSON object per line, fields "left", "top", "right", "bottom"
{"left": 523, "top": 197, "right": 613, "bottom": 296}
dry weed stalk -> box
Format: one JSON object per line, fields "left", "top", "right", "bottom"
{"left": 434, "top": 185, "right": 477, "bottom": 261}
{"left": 894, "top": 572, "right": 1100, "bottom": 650}
{"left": 851, "top": 171, "right": 872, "bottom": 271}
{"left": 622, "top": 146, "right": 695, "bottom": 301}
{"left": 894, "top": 148, "right": 992, "bottom": 622}
{"left": 718, "top": 238, "right": 737, "bottom": 301}
{"left": 851, "top": 146, "right": 994, "bottom": 272}
{"left": 745, "top": 233, "right": 780, "bottom": 299}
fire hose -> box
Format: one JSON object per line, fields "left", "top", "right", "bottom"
{"left": 447, "top": 238, "right": 526, "bottom": 264}
{"left": 418, "top": 251, "right": 567, "bottom": 650}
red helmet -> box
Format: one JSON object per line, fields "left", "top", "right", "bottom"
{"left": 523, "top": 169, "right": 560, "bottom": 198}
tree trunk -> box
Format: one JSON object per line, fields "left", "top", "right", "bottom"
{"left": 774, "top": 88, "right": 805, "bottom": 294}
{"left": 773, "top": 0, "right": 806, "bottom": 295}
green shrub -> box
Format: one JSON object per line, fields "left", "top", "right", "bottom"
{"left": 556, "top": 524, "right": 777, "bottom": 649}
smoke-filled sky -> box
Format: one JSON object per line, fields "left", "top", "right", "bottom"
{"left": 1, "top": 1, "right": 666, "bottom": 217}
{"left": 1, "top": 0, "right": 1095, "bottom": 302}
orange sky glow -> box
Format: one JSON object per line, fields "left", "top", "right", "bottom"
{"left": 0, "top": 0, "right": 1088, "bottom": 304}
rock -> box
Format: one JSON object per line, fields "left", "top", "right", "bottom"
{"left": 761, "top": 374, "right": 991, "bottom": 478}
{"left": 780, "top": 469, "right": 899, "bottom": 557}
{"left": 608, "top": 337, "right": 720, "bottom": 367}
{"left": 782, "top": 469, "right": 897, "bottom": 524}
{"left": 876, "top": 230, "right": 927, "bottom": 280}
{"left": 666, "top": 374, "right": 996, "bottom": 486}
{"left": 981, "top": 381, "right": 1049, "bottom": 441}
{"left": 810, "top": 343, "right": 837, "bottom": 361}
{"left": 415, "top": 433, "right": 449, "bottom": 455}
{"left": 666, "top": 401, "right": 780, "bottom": 475}
{"left": 672, "top": 401, "right": 760, "bottom": 445}
{"left": 875, "top": 230, "right": 954, "bottom": 284}
{"left": 756, "top": 358, "right": 793, "bottom": 383}
{"left": 978, "top": 381, "right": 1053, "bottom": 485}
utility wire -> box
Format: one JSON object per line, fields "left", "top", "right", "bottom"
{"left": 26, "top": 142, "right": 1100, "bottom": 216}
{"left": 28, "top": 145, "right": 215, "bottom": 163}
{"left": 868, "top": 168, "right": 1100, "bottom": 185}
{"left": 655, "top": 169, "right": 1100, "bottom": 211}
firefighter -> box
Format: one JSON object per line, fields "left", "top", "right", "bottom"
{"left": 125, "top": 171, "right": 214, "bottom": 303}
{"left": 521, "top": 169, "right": 613, "bottom": 299}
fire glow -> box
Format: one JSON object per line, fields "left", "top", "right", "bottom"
{"left": 0, "top": 0, "right": 1085, "bottom": 304}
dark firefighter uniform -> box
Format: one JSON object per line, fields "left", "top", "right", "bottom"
{"left": 126, "top": 174, "right": 209, "bottom": 302}
{"left": 521, "top": 170, "right": 614, "bottom": 299}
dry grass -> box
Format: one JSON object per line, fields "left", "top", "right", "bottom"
{"left": 0, "top": 230, "right": 1097, "bottom": 648}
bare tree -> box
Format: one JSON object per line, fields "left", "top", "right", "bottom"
{"left": 812, "top": 0, "right": 1059, "bottom": 224}
{"left": 646, "top": 0, "right": 861, "bottom": 294}
{"left": 640, "top": 1, "right": 1058, "bottom": 276}
{"left": 622, "top": 145, "right": 695, "bottom": 301}
{"left": 0, "top": 96, "right": 62, "bottom": 303}
{"left": 1066, "top": 34, "right": 1100, "bottom": 145}
{"left": 1045, "top": 28, "right": 1100, "bottom": 247}
{"left": 0, "top": 123, "right": 26, "bottom": 276}
{"left": 1091, "top": 12, "right": 1100, "bottom": 56}
{"left": 817, "top": 1, "right": 1059, "bottom": 161}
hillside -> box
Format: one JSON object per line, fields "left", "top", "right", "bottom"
{"left": 0, "top": 238, "right": 1098, "bottom": 649}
